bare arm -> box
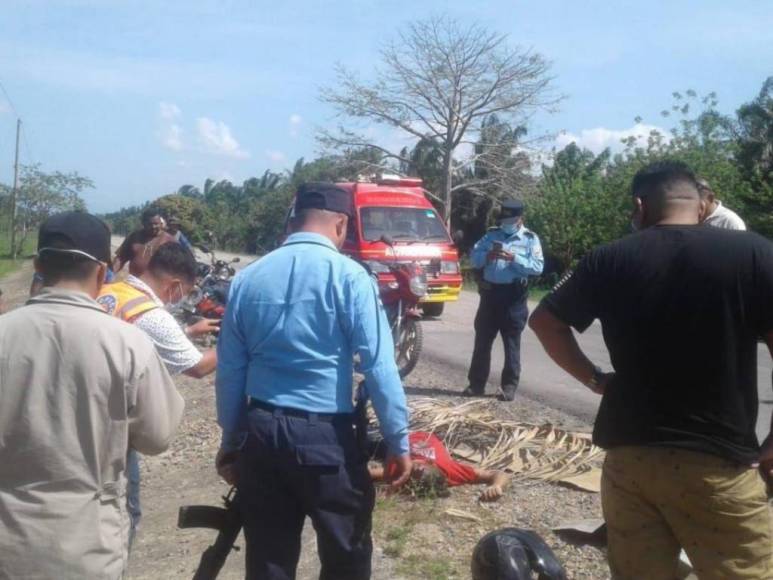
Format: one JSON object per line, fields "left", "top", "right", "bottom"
{"left": 766, "top": 331, "right": 773, "bottom": 433}
{"left": 112, "top": 238, "right": 130, "bottom": 273}
{"left": 112, "top": 256, "right": 124, "bottom": 273}
{"left": 758, "top": 331, "right": 773, "bottom": 482}
{"left": 472, "top": 467, "right": 510, "bottom": 502}
{"left": 184, "top": 349, "right": 217, "bottom": 379}
{"left": 186, "top": 318, "right": 221, "bottom": 338}
{"left": 473, "top": 467, "right": 509, "bottom": 487}
{"left": 528, "top": 304, "right": 607, "bottom": 391}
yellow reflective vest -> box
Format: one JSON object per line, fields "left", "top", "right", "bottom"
{"left": 97, "top": 281, "right": 159, "bottom": 323}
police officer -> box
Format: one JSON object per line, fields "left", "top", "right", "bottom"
{"left": 463, "top": 199, "right": 544, "bottom": 401}
{"left": 215, "top": 182, "right": 412, "bottom": 580}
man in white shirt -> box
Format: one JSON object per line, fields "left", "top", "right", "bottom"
{"left": 99, "top": 242, "right": 218, "bottom": 376}
{"left": 697, "top": 177, "right": 746, "bottom": 230}
{"left": 97, "top": 241, "right": 218, "bottom": 545}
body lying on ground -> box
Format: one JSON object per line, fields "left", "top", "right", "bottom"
{"left": 368, "top": 431, "right": 510, "bottom": 502}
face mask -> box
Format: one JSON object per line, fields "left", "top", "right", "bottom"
{"left": 501, "top": 222, "right": 519, "bottom": 235}
{"left": 166, "top": 281, "right": 186, "bottom": 306}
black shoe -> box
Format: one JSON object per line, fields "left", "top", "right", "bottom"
{"left": 498, "top": 384, "right": 518, "bottom": 401}
{"left": 462, "top": 386, "right": 485, "bottom": 397}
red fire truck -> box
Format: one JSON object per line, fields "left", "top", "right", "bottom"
{"left": 337, "top": 176, "right": 462, "bottom": 317}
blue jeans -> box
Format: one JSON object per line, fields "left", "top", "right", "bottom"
{"left": 126, "top": 449, "right": 142, "bottom": 549}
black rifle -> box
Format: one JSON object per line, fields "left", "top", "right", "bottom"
{"left": 354, "top": 381, "right": 371, "bottom": 457}
{"left": 178, "top": 487, "right": 242, "bottom": 580}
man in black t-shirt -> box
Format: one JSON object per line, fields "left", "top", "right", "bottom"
{"left": 529, "top": 161, "right": 773, "bottom": 580}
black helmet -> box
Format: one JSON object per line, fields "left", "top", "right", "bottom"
{"left": 471, "top": 528, "right": 567, "bottom": 580}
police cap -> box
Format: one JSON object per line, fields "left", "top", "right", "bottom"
{"left": 499, "top": 199, "right": 525, "bottom": 220}
{"left": 295, "top": 182, "right": 353, "bottom": 218}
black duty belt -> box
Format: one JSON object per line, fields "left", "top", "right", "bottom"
{"left": 248, "top": 398, "right": 352, "bottom": 422}
{"left": 479, "top": 279, "right": 528, "bottom": 291}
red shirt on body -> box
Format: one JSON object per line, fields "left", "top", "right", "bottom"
{"left": 389, "top": 431, "right": 478, "bottom": 486}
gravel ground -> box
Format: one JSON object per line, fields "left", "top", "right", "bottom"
{"left": 0, "top": 261, "right": 610, "bottom": 579}
{"left": 123, "top": 362, "right": 609, "bottom": 580}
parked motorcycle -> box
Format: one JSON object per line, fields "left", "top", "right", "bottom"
{"left": 374, "top": 235, "right": 428, "bottom": 378}
{"left": 190, "top": 245, "right": 239, "bottom": 318}
{"left": 176, "top": 246, "right": 240, "bottom": 336}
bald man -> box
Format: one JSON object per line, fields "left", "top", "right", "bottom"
{"left": 530, "top": 161, "right": 773, "bottom": 579}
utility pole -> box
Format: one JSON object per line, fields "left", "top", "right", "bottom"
{"left": 9, "top": 118, "right": 20, "bottom": 259}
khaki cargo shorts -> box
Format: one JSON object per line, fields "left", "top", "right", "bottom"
{"left": 602, "top": 446, "right": 773, "bottom": 580}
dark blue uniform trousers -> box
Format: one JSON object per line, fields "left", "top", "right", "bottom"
{"left": 237, "top": 405, "right": 375, "bottom": 580}
{"left": 467, "top": 283, "right": 529, "bottom": 392}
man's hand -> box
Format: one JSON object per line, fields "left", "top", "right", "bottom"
{"left": 758, "top": 433, "right": 773, "bottom": 485}
{"left": 479, "top": 484, "right": 504, "bottom": 502}
{"left": 215, "top": 448, "right": 238, "bottom": 485}
{"left": 187, "top": 318, "right": 221, "bottom": 338}
{"left": 385, "top": 454, "right": 412, "bottom": 490}
{"left": 588, "top": 372, "right": 616, "bottom": 395}
{"left": 487, "top": 250, "right": 515, "bottom": 263}
{"left": 498, "top": 249, "right": 515, "bottom": 262}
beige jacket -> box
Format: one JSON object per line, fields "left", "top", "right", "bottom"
{"left": 0, "top": 289, "right": 185, "bottom": 580}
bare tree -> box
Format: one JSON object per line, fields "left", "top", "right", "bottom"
{"left": 319, "top": 16, "right": 559, "bottom": 222}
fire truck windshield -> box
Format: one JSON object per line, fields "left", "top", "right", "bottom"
{"left": 360, "top": 206, "right": 450, "bottom": 243}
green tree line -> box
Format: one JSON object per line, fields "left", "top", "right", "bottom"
{"left": 103, "top": 78, "right": 772, "bottom": 278}
{"left": 2, "top": 78, "right": 768, "bottom": 277}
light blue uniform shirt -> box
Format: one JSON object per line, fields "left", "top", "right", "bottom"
{"left": 216, "top": 232, "right": 410, "bottom": 455}
{"left": 470, "top": 225, "right": 544, "bottom": 284}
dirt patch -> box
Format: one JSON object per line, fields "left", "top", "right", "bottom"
{"left": 0, "top": 260, "right": 34, "bottom": 309}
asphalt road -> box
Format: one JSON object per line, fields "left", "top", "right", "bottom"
{"left": 422, "top": 291, "right": 773, "bottom": 442}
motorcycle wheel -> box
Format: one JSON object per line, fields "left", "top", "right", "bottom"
{"left": 421, "top": 302, "right": 444, "bottom": 318}
{"left": 395, "top": 317, "right": 423, "bottom": 378}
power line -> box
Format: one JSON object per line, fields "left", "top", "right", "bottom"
{"left": 0, "top": 78, "right": 37, "bottom": 167}
{"left": 0, "top": 78, "right": 20, "bottom": 118}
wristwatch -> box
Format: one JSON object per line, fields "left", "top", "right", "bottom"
{"left": 585, "top": 365, "right": 604, "bottom": 390}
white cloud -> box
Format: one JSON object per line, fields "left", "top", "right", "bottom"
{"left": 159, "top": 101, "right": 181, "bottom": 120}
{"left": 289, "top": 113, "right": 302, "bottom": 137}
{"left": 196, "top": 117, "right": 250, "bottom": 159}
{"left": 555, "top": 123, "right": 671, "bottom": 154}
{"left": 157, "top": 101, "right": 184, "bottom": 151}
{"left": 162, "top": 123, "right": 183, "bottom": 151}
{"left": 265, "top": 149, "right": 286, "bottom": 164}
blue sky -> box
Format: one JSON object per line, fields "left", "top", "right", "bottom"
{"left": 0, "top": 0, "right": 771, "bottom": 212}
